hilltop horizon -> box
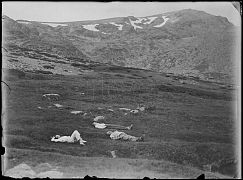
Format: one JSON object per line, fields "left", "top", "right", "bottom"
{"left": 2, "top": 8, "right": 237, "bottom": 27}
{"left": 2, "top": 2, "right": 240, "bottom": 26}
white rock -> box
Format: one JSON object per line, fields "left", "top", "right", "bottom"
{"left": 53, "top": 104, "right": 63, "bottom": 108}
{"left": 138, "top": 107, "right": 145, "bottom": 111}
{"left": 43, "top": 94, "right": 60, "bottom": 101}
{"left": 94, "top": 116, "right": 105, "bottom": 122}
{"left": 43, "top": 94, "right": 60, "bottom": 97}
{"left": 110, "top": 150, "right": 117, "bottom": 158}
{"left": 179, "top": 80, "right": 185, "bottom": 84}
{"left": 119, "top": 108, "right": 131, "bottom": 111}
{"left": 130, "top": 109, "right": 139, "bottom": 114}
{"left": 71, "top": 111, "right": 83, "bottom": 115}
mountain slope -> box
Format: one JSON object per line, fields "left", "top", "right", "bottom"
{"left": 2, "top": 9, "right": 237, "bottom": 83}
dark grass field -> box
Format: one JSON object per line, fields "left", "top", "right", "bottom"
{"left": 2, "top": 67, "right": 237, "bottom": 177}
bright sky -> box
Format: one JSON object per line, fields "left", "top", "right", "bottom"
{"left": 2, "top": 1, "right": 241, "bottom": 26}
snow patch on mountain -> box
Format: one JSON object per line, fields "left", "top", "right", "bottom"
{"left": 137, "top": 17, "right": 148, "bottom": 23}
{"left": 82, "top": 24, "right": 99, "bottom": 32}
{"left": 143, "top": 17, "right": 157, "bottom": 24}
{"left": 154, "top": 16, "right": 169, "bottom": 28}
{"left": 41, "top": 23, "right": 68, "bottom": 27}
{"left": 109, "top": 22, "right": 123, "bottom": 30}
{"left": 18, "top": 21, "right": 30, "bottom": 24}
{"left": 129, "top": 18, "right": 143, "bottom": 30}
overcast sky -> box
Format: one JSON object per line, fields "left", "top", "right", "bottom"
{"left": 2, "top": 1, "right": 241, "bottom": 26}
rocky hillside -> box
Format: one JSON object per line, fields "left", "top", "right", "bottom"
{"left": 2, "top": 9, "right": 238, "bottom": 83}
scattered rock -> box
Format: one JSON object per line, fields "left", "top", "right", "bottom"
{"left": 110, "top": 150, "right": 117, "bottom": 158}
{"left": 53, "top": 104, "right": 63, "bottom": 108}
{"left": 137, "top": 107, "right": 145, "bottom": 111}
{"left": 71, "top": 111, "right": 83, "bottom": 115}
{"left": 119, "top": 108, "right": 131, "bottom": 111}
{"left": 93, "top": 116, "right": 105, "bottom": 122}
{"left": 42, "top": 94, "right": 60, "bottom": 101}
{"left": 130, "top": 110, "right": 139, "bottom": 114}
{"left": 179, "top": 80, "right": 185, "bottom": 84}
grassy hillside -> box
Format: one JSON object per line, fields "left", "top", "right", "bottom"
{"left": 2, "top": 66, "right": 237, "bottom": 177}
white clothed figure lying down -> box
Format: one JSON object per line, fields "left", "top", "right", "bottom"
{"left": 51, "top": 130, "right": 87, "bottom": 145}
{"left": 92, "top": 122, "right": 133, "bottom": 130}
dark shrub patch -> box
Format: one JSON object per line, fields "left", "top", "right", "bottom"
{"left": 71, "top": 63, "right": 82, "bottom": 67}
{"left": 35, "top": 70, "right": 53, "bottom": 74}
{"left": 4, "top": 69, "right": 26, "bottom": 78}
{"left": 8, "top": 58, "right": 19, "bottom": 62}
{"left": 43, "top": 65, "right": 55, "bottom": 69}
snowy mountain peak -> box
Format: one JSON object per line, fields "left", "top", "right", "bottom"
{"left": 3, "top": 9, "right": 236, "bottom": 83}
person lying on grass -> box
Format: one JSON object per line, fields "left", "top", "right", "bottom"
{"left": 92, "top": 122, "right": 133, "bottom": 130}
{"left": 106, "top": 130, "right": 145, "bottom": 142}
{"left": 51, "top": 130, "right": 87, "bottom": 145}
